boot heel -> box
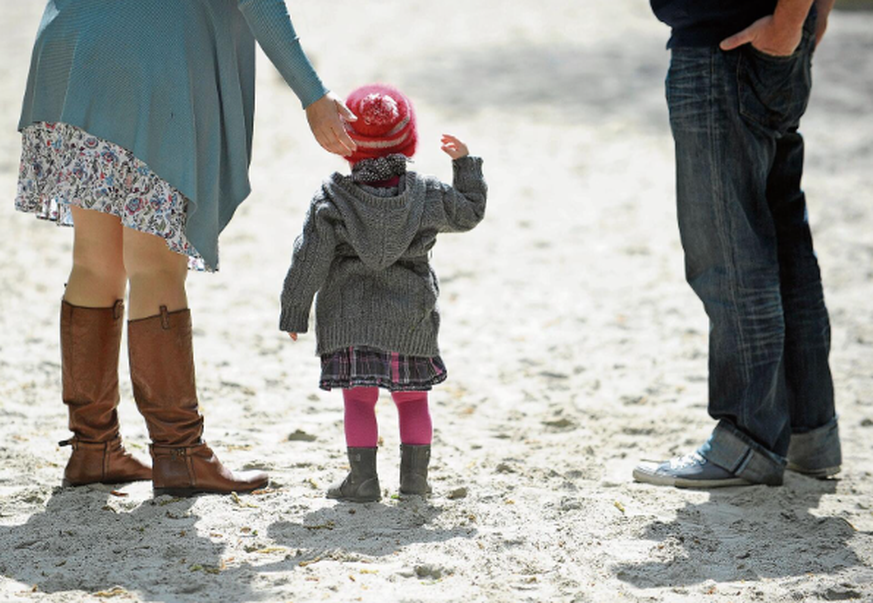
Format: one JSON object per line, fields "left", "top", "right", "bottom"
{"left": 352, "top": 477, "right": 381, "bottom": 502}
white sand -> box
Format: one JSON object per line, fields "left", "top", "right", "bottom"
{"left": 1, "top": 2, "right": 871, "bottom": 602}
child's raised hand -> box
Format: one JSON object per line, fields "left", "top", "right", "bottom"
{"left": 288, "top": 333, "right": 298, "bottom": 341}
{"left": 441, "top": 134, "right": 469, "bottom": 160}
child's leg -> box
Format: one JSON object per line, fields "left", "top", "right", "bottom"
{"left": 329, "top": 387, "right": 381, "bottom": 502}
{"left": 343, "top": 387, "right": 380, "bottom": 447}
{"left": 391, "top": 391, "right": 433, "bottom": 445}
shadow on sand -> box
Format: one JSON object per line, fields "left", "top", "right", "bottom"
{"left": 258, "top": 497, "right": 476, "bottom": 572}
{"left": 0, "top": 487, "right": 261, "bottom": 602}
{"left": 0, "top": 485, "right": 473, "bottom": 601}
{"left": 612, "top": 474, "right": 868, "bottom": 594}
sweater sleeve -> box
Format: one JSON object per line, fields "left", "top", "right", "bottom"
{"left": 279, "top": 196, "right": 339, "bottom": 332}
{"left": 429, "top": 156, "right": 488, "bottom": 233}
{"left": 237, "top": 0, "right": 328, "bottom": 108}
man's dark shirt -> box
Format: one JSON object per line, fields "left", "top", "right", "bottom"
{"left": 651, "top": 0, "right": 779, "bottom": 47}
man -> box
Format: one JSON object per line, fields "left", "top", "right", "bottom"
{"left": 634, "top": 0, "right": 841, "bottom": 487}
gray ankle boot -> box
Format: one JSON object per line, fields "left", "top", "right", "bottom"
{"left": 400, "top": 444, "right": 432, "bottom": 495}
{"left": 327, "top": 447, "right": 381, "bottom": 502}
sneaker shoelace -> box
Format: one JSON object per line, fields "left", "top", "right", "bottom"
{"left": 667, "top": 451, "right": 706, "bottom": 470}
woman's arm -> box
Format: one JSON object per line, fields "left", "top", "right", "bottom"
{"left": 237, "top": 0, "right": 357, "bottom": 155}
{"left": 237, "top": 0, "right": 326, "bottom": 107}
{"left": 279, "top": 195, "right": 339, "bottom": 333}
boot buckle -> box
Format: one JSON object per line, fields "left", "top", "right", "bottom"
{"left": 149, "top": 445, "right": 187, "bottom": 459}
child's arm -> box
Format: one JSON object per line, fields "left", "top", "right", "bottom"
{"left": 429, "top": 135, "right": 488, "bottom": 233}
{"left": 279, "top": 193, "right": 339, "bottom": 335}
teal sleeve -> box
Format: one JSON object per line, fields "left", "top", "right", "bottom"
{"left": 237, "top": 0, "right": 329, "bottom": 108}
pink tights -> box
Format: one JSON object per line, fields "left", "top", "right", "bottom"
{"left": 342, "top": 387, "right": 432, "bottom": 447}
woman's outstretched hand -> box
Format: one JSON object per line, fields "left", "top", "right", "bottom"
{"left": 306, "top": 92, "right": 357, "bottom": 157}
{"left": 441, "top": 134, "right": 469, "bottom": 160}
{"left": 288, "top": 332, "right": 298, "bottom": 341}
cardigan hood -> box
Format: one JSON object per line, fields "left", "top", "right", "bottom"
{"left": 324, "top": 172, "right": 428, "bottom": 271}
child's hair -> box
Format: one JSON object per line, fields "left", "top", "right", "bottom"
{"left": 344, "top": 84, "right": 417, "bottom": 165}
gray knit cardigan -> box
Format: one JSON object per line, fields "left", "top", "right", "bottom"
{"left": 279, "top": 156, "right": 487, "bottom": 356}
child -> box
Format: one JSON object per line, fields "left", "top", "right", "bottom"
{"left": 279, "top": 84, "right": 487, "bottom": 502}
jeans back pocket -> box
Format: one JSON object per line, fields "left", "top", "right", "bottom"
{"left": 737, "top": 32, "right": 813, "bottom": 136}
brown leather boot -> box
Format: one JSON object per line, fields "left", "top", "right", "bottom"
{"left": 60, "top": 299, "right": 152, "bottom": 486}
{"left": 128, "top": 306, "right": 268, "bottom": 497}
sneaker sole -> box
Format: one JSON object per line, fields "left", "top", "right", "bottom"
{"left": 632, "top": 468, "right": 752, "bottom": 489}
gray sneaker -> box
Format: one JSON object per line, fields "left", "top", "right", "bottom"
{"left": 633, "top": 451, "right": 752, "bottom": 488}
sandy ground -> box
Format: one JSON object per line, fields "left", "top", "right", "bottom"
{"left": 1, "top": 2, "right": 872, "bottom": 602}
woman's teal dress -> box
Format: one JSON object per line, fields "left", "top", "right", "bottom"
{"left": 18, "top": 0, "right": 329, "bottom": 270}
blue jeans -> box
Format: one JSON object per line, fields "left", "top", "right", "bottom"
{"left": 666, "top": 16, "right": 835, "bottom": 481}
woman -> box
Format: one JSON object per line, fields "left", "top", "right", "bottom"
{"left": 15, "top": 0, "right": 357, "bottom": 496}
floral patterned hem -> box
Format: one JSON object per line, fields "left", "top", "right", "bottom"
{"left": 15, "top": 122, "right": 212, "bottom": 272}
{"left": 319, "top": 346, "right": 447, "bottom": 392}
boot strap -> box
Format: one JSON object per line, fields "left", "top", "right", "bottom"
{"left": 59, "top": 437, "right": 120, "bottom": 451}
{"left": 150, "top": 442, "right": 209, "bottom": 458}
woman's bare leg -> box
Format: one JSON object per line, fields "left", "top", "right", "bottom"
{"left": 122, "top": 228, "right": 188, "bottom": 319}
{"left": 65, "top": 207, "right": 126, "bottom": 306}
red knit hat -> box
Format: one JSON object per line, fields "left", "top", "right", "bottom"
{"left": 344, "top": 84, "right": 417, "bottom": 165}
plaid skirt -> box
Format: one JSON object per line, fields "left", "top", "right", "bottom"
{"left": 320, "top": 346, "right": 447, "bottom": 392}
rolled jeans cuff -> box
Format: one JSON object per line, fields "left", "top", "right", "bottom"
{"left": 699, "top": 421, "right": 786, "bottom": 485}
{"left": 787, "top": 416, "right": 841, "bottom": 470}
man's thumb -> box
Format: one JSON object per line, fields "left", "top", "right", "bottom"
{"left": 720, "top": 29, "right": 751, "bottom": 51}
